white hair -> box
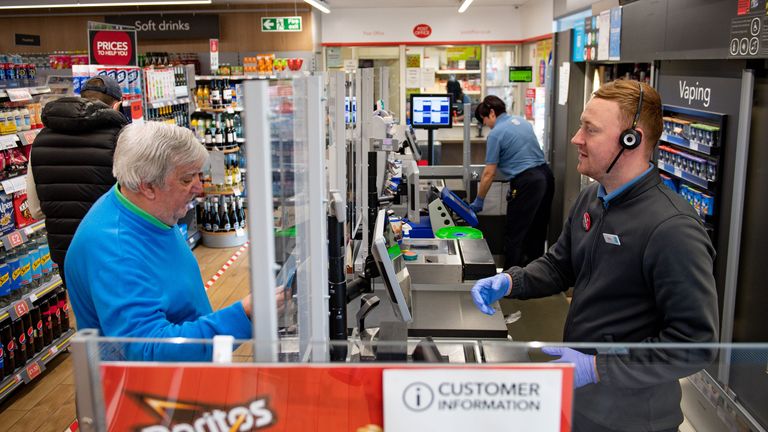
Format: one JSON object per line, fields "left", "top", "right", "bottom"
{"left": 113, "top": 122, "right": 208, "bottom": 192}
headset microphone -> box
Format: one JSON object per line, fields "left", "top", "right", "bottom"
{"left": 606, "top": 83, "right": 644, "bottom": 174}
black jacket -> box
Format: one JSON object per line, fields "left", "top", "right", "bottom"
{"left": 31, "top": 97, "right": 127, "bottom": 272}
{"left": 508, "top": 168, "right": 719, "bottom": 431}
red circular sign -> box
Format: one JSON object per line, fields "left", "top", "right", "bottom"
{"left": 413, "top": 24, "right": 432, "bottom": 39}
{"left": 91, "top": 31, "right": 134, "bottom": 66}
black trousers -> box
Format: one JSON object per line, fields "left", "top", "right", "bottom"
{"left": 504, "top": 163, "right": 554, "bottom": 269}
{"left": 573, "top": 410, "right": 680, "bottom": 432}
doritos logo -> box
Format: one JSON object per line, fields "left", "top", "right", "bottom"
{"left": 132, "top": 393, "right": 275, "bottom": 432}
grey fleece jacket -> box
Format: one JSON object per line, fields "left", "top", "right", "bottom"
{"left": 507, "top": 167, "right": 719, "bottom": 431}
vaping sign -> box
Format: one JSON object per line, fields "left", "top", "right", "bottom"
{"left": 88, "top": 30, "right": 138, "bottom": 66}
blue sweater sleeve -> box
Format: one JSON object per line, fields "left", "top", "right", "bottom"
{"left": 89, "top": 256, "right": 252, "bottom": 362}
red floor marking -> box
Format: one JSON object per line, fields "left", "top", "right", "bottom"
{"left": 205, "top": 242, "right": 250, "bottom": 291}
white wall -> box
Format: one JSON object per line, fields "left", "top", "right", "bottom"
{"left": 321, "top": 6, "right": 526, "bottom": 44}
{"left": 520, "top": 0, "right": 555, "bottom": 40}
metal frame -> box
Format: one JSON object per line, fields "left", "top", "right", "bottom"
{"left": 354, "top": 68, "right": 375, "bottom": 275}
{"left": 294, "top": 75, "right": 330, "bottom": 362}
{"left": 718, "top": 69, "right": 754, "bottom": 384}
{"left": 243, "top": 80, "right": 278, "bottom": 362}
{"left": 71, "top": 329, "right": 106, "bottom": 432}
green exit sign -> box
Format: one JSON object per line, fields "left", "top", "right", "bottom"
{"left": 509, "top": 66, "right": 533, "bottom": 83}
{"left": 261, "top": 16, "right": 302, "bottom": 32}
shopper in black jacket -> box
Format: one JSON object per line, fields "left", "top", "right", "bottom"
{"left": 471, "top": 80, "right": 718, "bottom": 432}
{"left": 27, "top": 76, "right": 127, "bottom": 282}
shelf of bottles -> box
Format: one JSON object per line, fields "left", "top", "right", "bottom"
{"left": 143, "top": 65, "right": 192, "bottom": 128}
{"left": 656, "top": 105, "right": 725, "bottom": 235}
{"left": 0, "top": 220, "right": 73, "bottom": 403}
{"left": 269, "top": 81, "right": 296, "bottom": 264}
{"left": 193, "top": 75, "right": 248, "bottom": 248}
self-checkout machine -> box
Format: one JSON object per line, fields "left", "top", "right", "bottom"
{"left": 342, "top": 69, "right": 508, "bottom": 364}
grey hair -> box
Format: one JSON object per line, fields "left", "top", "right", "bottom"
{"left": 113, "top": 122, "right": 208, "bottom": 192}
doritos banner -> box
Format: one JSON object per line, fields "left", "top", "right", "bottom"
{"left": 100, "top": 363, "right": 573, "bottom": 432}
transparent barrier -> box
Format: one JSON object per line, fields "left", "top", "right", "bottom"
{"left": 71, "top": 332, "right": 768, "bottom": 432}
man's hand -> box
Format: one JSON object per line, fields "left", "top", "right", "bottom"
{"left": 470, "top": 273, "right": 511, "bottom": 315}
{"left": 469, "top": 196, "right": 485, "bottom": 213}
{"left": 542, "top": 347, "right": 598, "bottom": 388}
{"left": 240, "top": 287, "right": 290, "bottom": 319}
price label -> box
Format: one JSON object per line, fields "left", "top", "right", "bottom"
{"left": 674, "top": 167, "right": 683, "bottom": 177}
{"left": 226, "top": 107, "right": 235, "bottom": 114}
{"left": 13, "top": 300, "right": 30, "bottom": 319}
{"left": 6, "top": 88, "right": 32, "bottom": 102}
{"left": 22, "top": 131, "right": 38, "bottom": 146}
{"left": 0, "top": 134, "right": 18, "bottom": 150}
{"left": 232, "top": 186, "right": 242, "bottom": 197}
{"left": 25, "top": 361, "right": 42, "bottom": 381}
{"left": 29, "top": 293, "right": 38, "bottom": 303}
{"left": 8, "top": 231, "right": 24, "bottom": 248}
{"left": 0, "top": 175, "right": 27, "bottom": 194}
{"left": 50, "top": 345, "right": 58, "bottom": 355}
{"left": 235, "top": 228, "right": 246, "bottom": 237}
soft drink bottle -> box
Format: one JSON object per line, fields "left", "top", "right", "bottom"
{"left": 41, "top": 301, "right": 52, "bottom": 346}
{"left": 30, "top": 306, "right": 43, "bottom": 354}
{"left": 0, "top": 256, "right": 11, "bottom": 307}
{"left": 12, "top": 319, "right": 27, "bottom": 369}
{"left": 57, "top": 288, "right": 69, "bottom": 331}
{"left": 49, "top": 296, "right": 61, "bottom": 340}
{"left": 1, "top": 325, "right": 13, "bottom": 377}
{"left": 29, "top": 242, "right": 42, "bottom": 289}
{"left": 38, "top": 235, "right": 52, "bottom": 282}
{"left": 22, "top": 312, "right": 35, "bottom": 355}
{"left": 7, "top": 251, "right": 21, "bottom": 301}
{"left": 18, "top": 247, "right": 32, "bottom": 295}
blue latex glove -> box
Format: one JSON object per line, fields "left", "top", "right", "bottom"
{"left": 469, "top": 196, "right": 484, "bottom": 213}
{"left": 470, "top": 273, "right": 510, "bottom": 315}
{"left": 542, "top": 347, "right": 598, "bottom": 389}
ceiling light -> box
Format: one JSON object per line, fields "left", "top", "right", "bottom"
{"left": 458, "top": 0, "right": 474, "bottom": 13}
{"left": 304, "top": 0, "right": 330, "bottom": 14}
{"left": 0, "top": 0, "right": 211, "bottom": 9}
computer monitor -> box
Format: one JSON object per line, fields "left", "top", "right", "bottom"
{"left": 403, "top": 125, "right": 422, "bottom": 161}
{"left": 370, "top": 210, "right": 413, "bottom": 322}
{"left": 409, "top": 94, "right": 453, "bottom": 130}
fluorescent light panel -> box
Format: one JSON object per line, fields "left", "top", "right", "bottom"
{"left": 458, "top": 0, "right": 474, "bottom": 13}
{"left": 304, "top": 0, "right": 330, "bottom": 14}
{"left": 0, "top": 0, "right": 211, "bottom": 9}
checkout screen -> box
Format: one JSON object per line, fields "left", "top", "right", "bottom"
{"left": 412, "top": 95, "right": 451, "bottom": 127}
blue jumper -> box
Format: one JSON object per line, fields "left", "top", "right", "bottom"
{"left": 66, "top": 186, "right": 251, "bottom": 361}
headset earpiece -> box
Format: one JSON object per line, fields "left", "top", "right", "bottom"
{"left": 607, "top": 82, "right": 645, "bottom": 173}
{"left": 618, "top": 83, "right": 644, "bottom": 150}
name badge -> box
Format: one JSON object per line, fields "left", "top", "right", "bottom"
{"left": 602, "top": 233, "right": 621, "bottom": 246}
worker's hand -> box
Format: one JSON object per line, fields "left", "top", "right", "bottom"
{"left": 276, "top": 285, "right": 288, "bottom": 313}
{"left": 470, "top": 273, "right": 511, "bottom": 315}
{"left": 541, "top": 347, "right": 598, "bottom": 388}
{"left": 469, "top": 196, "right": 484, "bottom": 213}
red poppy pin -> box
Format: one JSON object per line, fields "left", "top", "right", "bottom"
{"left": 582, "top": 212, "right": 591, "bottom": 232}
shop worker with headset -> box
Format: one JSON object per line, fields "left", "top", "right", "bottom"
{"left": 471, "top": 80, "right": 719, "bottom": 432}
{"left": 65, "top": 122, "right": 284, "bottom": 362}
{"left": 471, "top": 95, "right": 555, "bottom": 268}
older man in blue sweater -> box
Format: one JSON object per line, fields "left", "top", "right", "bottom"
{"left": 66, "top": 122, "right": 252, "bottom": 361}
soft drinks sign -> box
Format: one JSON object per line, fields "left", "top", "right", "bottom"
{"left": 88, "top": 30, "right": 138, "bottom": 66}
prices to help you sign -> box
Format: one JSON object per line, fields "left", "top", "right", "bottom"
{"left": 384, "top": 367, "right": 573, "bottom": 432}
{"left": 88, "top": 29, "right": 138, "bottom": 66}
{"left": 261, "top": 16, "right": 302, "bottom": 32}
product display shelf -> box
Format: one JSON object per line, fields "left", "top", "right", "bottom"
{"left": 0, "top": 173, "right": 26, "bottom": 193}
{"left": 195, "top": 106, "right": 244, "bottom": 114}
{"left": 195, "top": 75, "right": 277, "bottom": 81}
{"left": 0, "top": 219, "right": 46, "bottom": 251}
{"left": 0, "top": 328, "right": 75, "bottom": 404}
{"left": 660, "top": 133, "right": 715, "bottom": 156}
{"left": 146, "top": 96, "right": 190, "bottom": 109}
{"left": 0, "top": 275, "right": 63, "bottom": 324}
{"left": 0, "top": 86, "right": 51, "bottom": 101}
{"left": 657, "top": 162, "right": 714, "bottom": 191}
{"left": 436, "top": 69, "right": 482, "bottom": 74}
{"left": 0, "top": 129, "right": 40, "bottom": 149}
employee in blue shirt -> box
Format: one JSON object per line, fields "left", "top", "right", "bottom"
{"left": 471, "top": 95, "right": 554, "bottom": 268}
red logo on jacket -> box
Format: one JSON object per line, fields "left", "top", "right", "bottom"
{"left": 582, "top": 212, "right": 591, "bottom": 232}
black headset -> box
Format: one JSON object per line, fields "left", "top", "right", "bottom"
{"left": 606, "top": 82, "right": 644, "bottom": 173}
